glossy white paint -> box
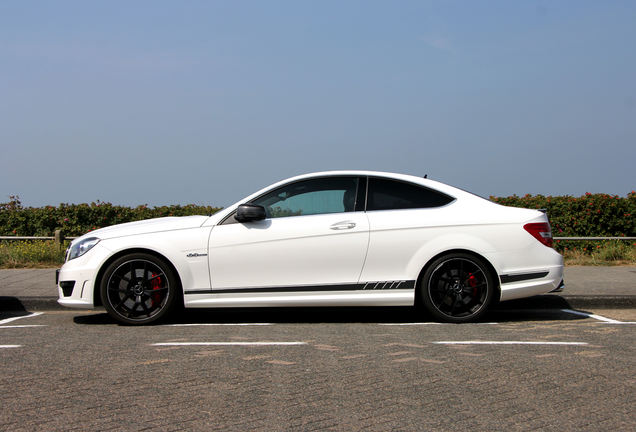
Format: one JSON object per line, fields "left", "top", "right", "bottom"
{"left": 208, "top": 212, "right": 369, "bottom": 289}
{"left": 58, "top": 170, "right": 564, "bottom": 317}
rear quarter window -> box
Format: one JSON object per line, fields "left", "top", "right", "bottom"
{"left": 367, "top": 177, "right": 454, "bottom": 211}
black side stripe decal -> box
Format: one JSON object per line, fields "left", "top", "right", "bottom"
{"left": 500, "top": 271, "right": 549, "bottom": 284}
{"left": 185, "top": 280, "right": 415, "bottom": 295}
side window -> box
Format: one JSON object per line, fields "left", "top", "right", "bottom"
{"left": 252, "top": 177, "right": 359, "bottom": 219}
{"left": 367, "top": 178, "right": 454, "bottom": 211}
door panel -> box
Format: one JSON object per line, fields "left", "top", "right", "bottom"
{"left": 208, "top": 212, "right": 369, "bottom": 289}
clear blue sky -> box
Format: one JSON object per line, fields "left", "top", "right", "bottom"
{"left": 1, "top": 1, "right": 635, "bottom": 207}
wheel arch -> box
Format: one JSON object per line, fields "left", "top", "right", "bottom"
{"left": 93, "top": 248, "right": 183, "bottom": 307}
{"left": 414, "top": 248, "right": 501, "bottom": 306}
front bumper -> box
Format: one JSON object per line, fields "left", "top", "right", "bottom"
{"left": 56, "top": 244, "right": 111, "bottom": 309}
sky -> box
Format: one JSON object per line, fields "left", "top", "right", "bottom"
{"left": 1, "top": 0, "right": 635, "bottom": 208}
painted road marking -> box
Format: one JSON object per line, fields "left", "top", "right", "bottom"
{"left": 0, "top": 345, "right": 22, "bottom": 349}
{"left": 561, "top": 309, "right": 635, "bottom": 324}
{"left": 0, "top": 312, "right": 43, "bottom": 326}
{"left": 0, "top": 325, "right": 46, "bottom": 329}
{"left": 152, "top": 342, "right": 308, "bottom": 347}
{"left": 379, "top": 322, "right": 497, "bottom": 326}
{"left": 433, "top": 341, "right": 588, "bottom": 346}
{"left": 162, "top": 323, "right": 273, "bottom": 327}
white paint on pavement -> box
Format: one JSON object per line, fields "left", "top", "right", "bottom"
{"left": 162, "top": 323, "right": 273, "bottom": 327}
{"left": 0, "top": 345, "right": 22, "bottom": 349}
{"left": 379, "top": 322, "right": 497, "bottom": 326}
{"left": 434, "top": 341, "right": 588, "bottom": 346}
{"left": 0, "top": 325, "right": 46, "bottom": 329}
{"left": 560, "top": 309, "right": 634, "bottom": 324}
{"left": 0, "top": 312, "right": 43, "bottom": 325}
{"left": 152, "top": 342, "right": 308, "bottom": 347}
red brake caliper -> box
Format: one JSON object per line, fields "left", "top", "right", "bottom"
{"left": 150, "top": 273, "right": 162, "bottom": 307}
{"left": 467, "top": 273, "right": 478, "bottom": 296}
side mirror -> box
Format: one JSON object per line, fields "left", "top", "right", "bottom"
{"left": 235, "top": 204, "right": 266, "bottom": 223}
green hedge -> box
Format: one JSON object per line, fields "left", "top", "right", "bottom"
{"left": 0, "top": 196, "right": 221, "bottom": 237}
{"left": 490, "top": 192, "right": 635, "bottom": 237}
{"left": 490, "top": 191, "right": 635, "bottom": 252}
{"left": 1, "top": 192, "right": 634, "bottom": 242}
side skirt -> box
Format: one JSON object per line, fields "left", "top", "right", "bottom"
{"left": 183, "top": 284, "right": 416, "bottom": 308}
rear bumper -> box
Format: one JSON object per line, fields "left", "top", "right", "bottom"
{"left": 550, "top": 279, "right": 565, "bottom": 293}
{"left": 498, "top": 264, "right": 564, "bottom": 302}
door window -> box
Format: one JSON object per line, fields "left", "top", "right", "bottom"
{"left": 252, "top": 177, "right": 359, "bottom": 219}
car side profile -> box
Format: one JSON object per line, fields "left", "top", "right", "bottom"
{"left": 57, "top": 171, "right": 564, "bottom": 324}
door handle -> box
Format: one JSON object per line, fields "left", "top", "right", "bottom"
{"left": 330, "top": 221, "right": 356, "bottom": 230}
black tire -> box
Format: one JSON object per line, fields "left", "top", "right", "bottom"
{"left": 420, "top": 253, "right": 495, "bottom": 323}
{"left": 100, "top": 253, "right": 179, "bottom": 325}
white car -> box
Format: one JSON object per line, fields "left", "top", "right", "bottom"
{"left": 57, "top": 171, "right": 564, "bottom": 325}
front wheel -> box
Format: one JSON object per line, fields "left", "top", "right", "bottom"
{"left": 100, "top": 253, "right": 179, "bottom": 325}
{"left": 420, "top": 253, "right": 495, "bottom": 323}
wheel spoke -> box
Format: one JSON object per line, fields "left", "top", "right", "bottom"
{"left": 113, "top": 274, "right": 130, "bottom": 283}
{"left": 449, "top": 295, "right": 461, "bottom": 314}
{"left": 140, "top": 299, "right": 151, "bottom": 315}
{"left": 148, "top": 273, "right": 165, "bottom": 282}
{"left": 114, "top": 293, "right": 132, "bottom": 310}
{"left": 109, "top": 286, "right": 128, "bottom": 293}
{"left": 144, "top": 287, "right": 168, "bottom": 295}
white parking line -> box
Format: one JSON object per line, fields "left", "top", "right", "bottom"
{"left": 0, "top": 345, "right": 22, "bottom": 349}
{"left": 379, "top": 322, "right": 498, "bottom": 326}
{"left": 560, "top": 309, "right": 635, "bottom": 324}
{"left": 162, "top": 323, "right": 273, "bottom": 327}
{"left": 152, "top": 342, "right": 307, "bottom": 347}
{"left": 434, "top": 341, "right": 588, "bottom": 346}
{"left": 0, "top": 312, "right": 43, "bottom": 326}
{"left": 0, "top": 325, "right": 46, "bottom": 329}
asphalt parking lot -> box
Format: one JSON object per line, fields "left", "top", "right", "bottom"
{"left": 1, "top": 304, "right": 635, "bottom": 431}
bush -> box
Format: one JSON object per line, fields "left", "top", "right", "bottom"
{"left": 0, "top": 196, "right": 222, "bottom": 237}
{"left": 490, "top": 191, "right": 635, "bottom": 254}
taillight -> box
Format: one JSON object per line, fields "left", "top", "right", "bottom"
{"left": 524, "top": 222, "right": 553, "bottom": 248}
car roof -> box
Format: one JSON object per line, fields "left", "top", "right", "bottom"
{"left": 274, "top": 170, "right": 469, "bottom": 197}
{"left": 243, "top": 171, "right": 481, "bottom": 204}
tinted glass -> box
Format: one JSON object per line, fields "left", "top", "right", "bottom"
{"left": 252, "top": 177, "right": 359, "bottom": 218}
{"left": 367, "top": 178, "right": 454, "bottom": 211}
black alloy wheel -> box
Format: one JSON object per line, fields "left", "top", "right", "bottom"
{"left": 421, "top": 253, "right": 495, "bottom": 323}
{"left": 100, "top": 253, "right": 179, "bottom": 325}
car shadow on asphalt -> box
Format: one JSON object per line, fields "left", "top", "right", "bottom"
{"left": 72, "top": 295, "right": 587, "bottom": 326}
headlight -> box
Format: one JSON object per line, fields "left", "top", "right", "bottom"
{"left": 67, "top": 237, "right": 100, "bottom": 261}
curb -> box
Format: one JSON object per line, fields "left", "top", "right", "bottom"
{"left": 560, "top": 295, "right": 636, "bottom": 309}
{"left": 495, "top": 294, "right": 636, "bottom": 310}
{"left": 2, "top": 294, "right": 636, "bottom": 313}
{"left": 0, "top": 297, "right": 65, "bottom": 312}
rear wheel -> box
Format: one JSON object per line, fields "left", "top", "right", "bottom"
{"left": 100, "top": 253, "right": 179, "bottom": 325}
{"left": 420, "top": 253, "right": 494, "bottom": 323}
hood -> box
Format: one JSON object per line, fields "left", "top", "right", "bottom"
{"left": 74, "top": 215, "right": 209, "bottom": 242}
